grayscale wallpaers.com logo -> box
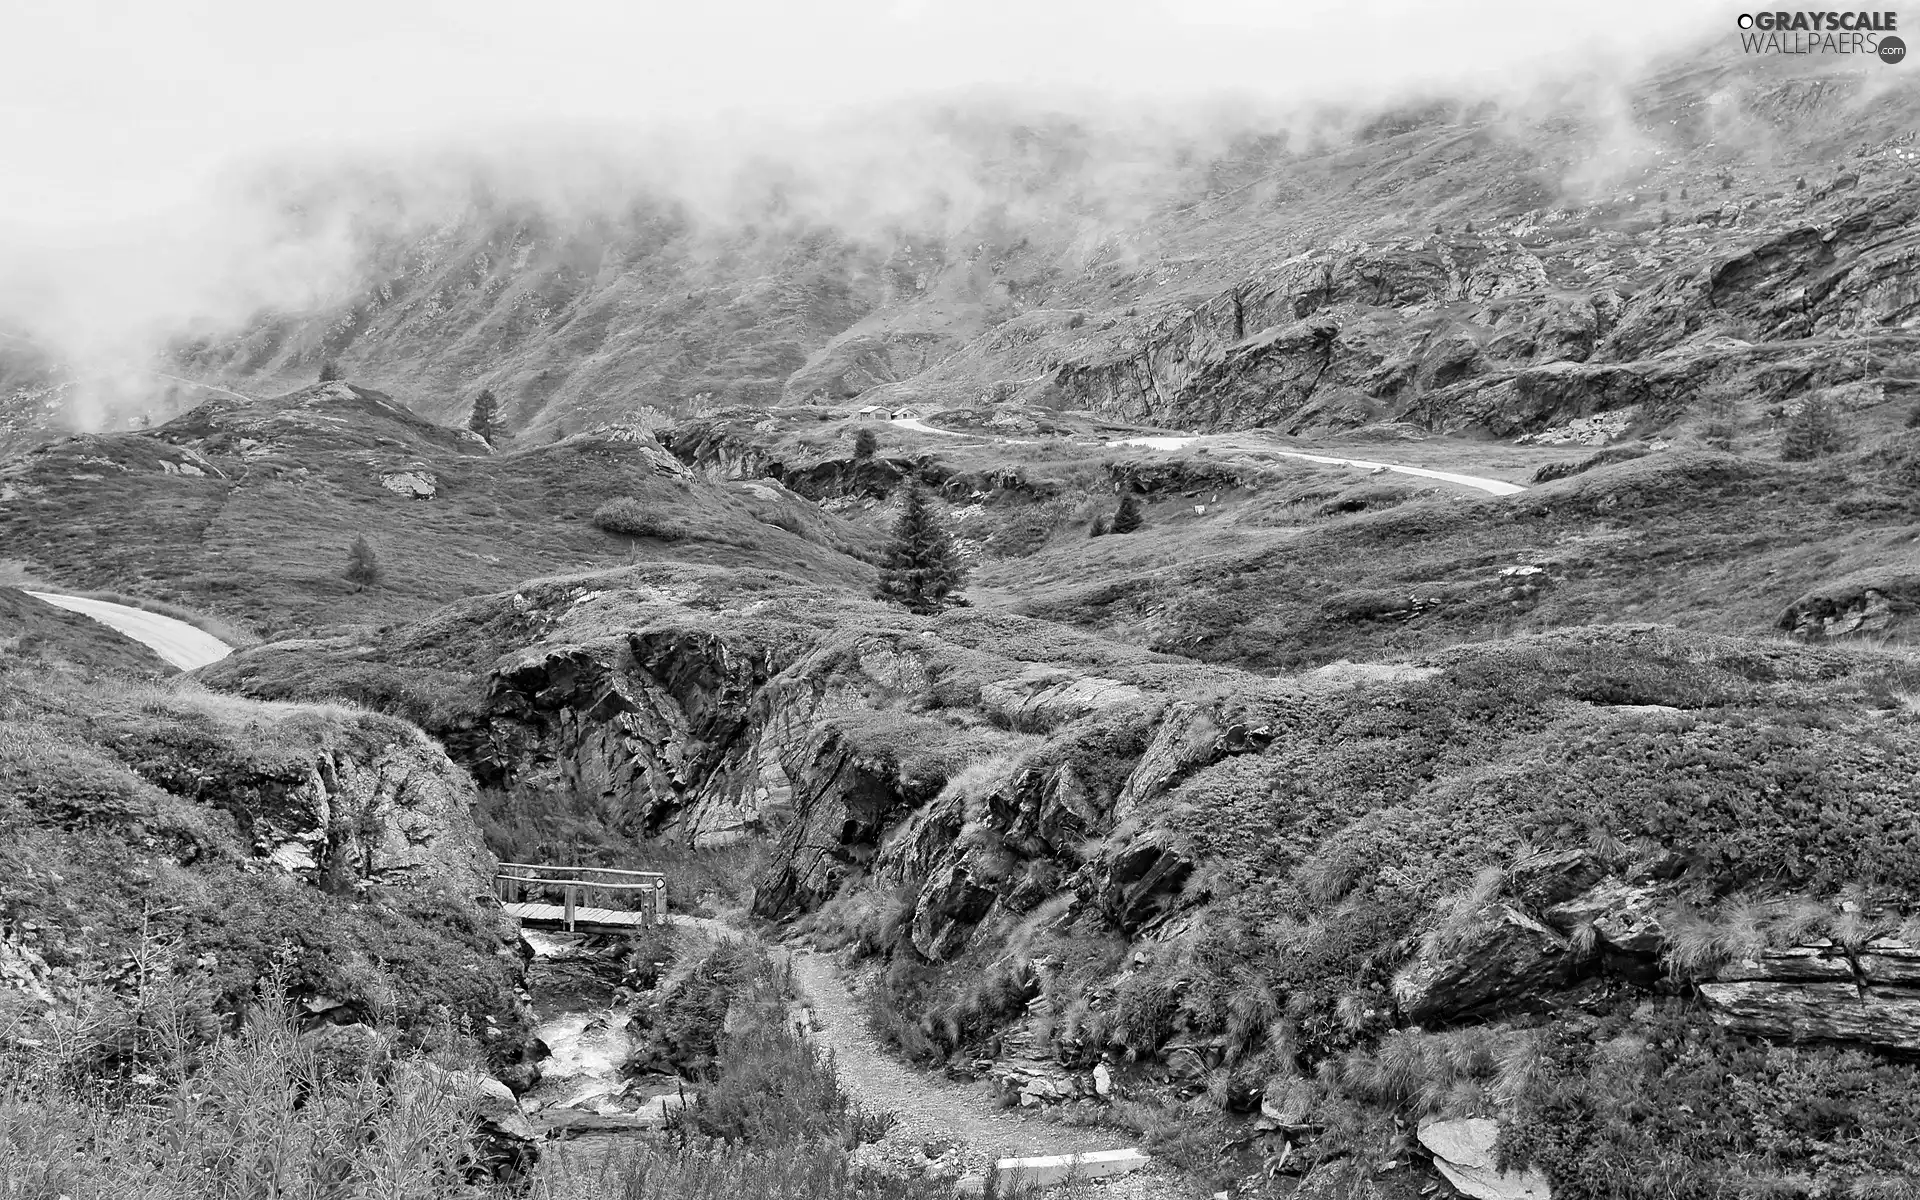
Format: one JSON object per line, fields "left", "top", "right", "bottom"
{"left": 1736, "top": 11, "right": 1905, "bottom": 60}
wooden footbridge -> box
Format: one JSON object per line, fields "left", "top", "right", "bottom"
{"left": 493, "top": 862, "right": 668, "bottom": 933}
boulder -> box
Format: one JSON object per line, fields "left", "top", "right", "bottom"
{"left": 1393, "top": 906, "right": 1572, "bottom": 1024}
{"left": 1417, "top": 1118, "right": 1552, "bottom": 1200}
{"left": 1259, "top": 1076, "right": 1315, "bottom": 1130}
{"left": 1697, "top": 981, "right": 1920, "bottom": 1054}
{"left": 379, "top": 470, "right": 437, "bottom": 499}
{"left": 1544, "top": 879, "right": 1665, "bottom": 955}
{"left": 1504, "top": 849, "right": 1606, "bottom": 911}
{"left": 395, "top": 1062, "right": 539, "bottom": 1177}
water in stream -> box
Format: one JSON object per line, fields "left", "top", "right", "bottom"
{"left": 520, "top": 928, "right": 688, "bottom": 1138}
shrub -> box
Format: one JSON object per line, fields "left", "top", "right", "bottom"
{"left": 0, "top": 986, "right": 482, "bottom": 1199}
{"left": 1498, "top": 1004, "right": 1920, "bottom": 1199}
{"left": 563, "top": 1141, "right": 969, "bottom": 1200}
{"left": 853, "top": 427, "right": 878, "bottom": 460}
{"left": 1780, "top": 395, "right": 1846, "bottom": 461}
{"left": 1109, "top": 493, "right": 1144, "bottom": 534}
{"left": 593, "top": 497, "right": 694, "bottom": 541}
{"left": 1529, "top": 445, "right": 1651, "bottom": 483}
{"left": 344, "top": 534, "right": 381, "bottom": 589}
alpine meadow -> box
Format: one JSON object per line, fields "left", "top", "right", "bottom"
{"left": 5, "top": 3, "right": 1920, "bottom": 1198}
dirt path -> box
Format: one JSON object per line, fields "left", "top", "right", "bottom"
{"left": 785, "top": 949, "right": 1131, "bottom": 1159}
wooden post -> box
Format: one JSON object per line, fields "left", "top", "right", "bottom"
{"left": 564, "top": 884, "right": 576, "bottom": 931}
{"left": 655, "top": 879, "right": 667, "bottom": 926}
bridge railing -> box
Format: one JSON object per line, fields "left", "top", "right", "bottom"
{"left": 492, "top": 862, "right": 668, "bottom": 929}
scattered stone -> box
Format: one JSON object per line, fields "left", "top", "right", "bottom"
{"left": 1417, "top": 1118, "right": 1552, "bottom": 1200}
{"left": 380, "top": 470, "right": 438, "bottom": 499}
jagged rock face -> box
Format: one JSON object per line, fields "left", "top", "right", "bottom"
{"left": 254, "top": 730, "right": 495, "bottom": 893}
{"left": 910, "top": 860, "right": 1000, "bottom": 961}
{"left": 1039, "top": 184, "right": 1920, "bottom": 438}
{"left": 747, "top": 686, "right": 929, "bottom": 917}
{"left": 1099, "top": 830, "right": 1195, "bottom": 935}
{"left": 484, "top": 630, "right": 779, "bottom": 841}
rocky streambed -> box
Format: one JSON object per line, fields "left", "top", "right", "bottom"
{"left": 515, "top": 928, "right": 693, "bottom": 1144}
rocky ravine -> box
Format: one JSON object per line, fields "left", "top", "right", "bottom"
{"left": 217, "top": 571, "right": 1920, "bottom": 1078}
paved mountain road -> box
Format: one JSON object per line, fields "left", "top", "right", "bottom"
{"left": 24, "top": 591, "right": 233, "bottom": 670}
{"left": 1107, "top": 434, "right": 1527, "bottom": 496}
{"left": 888, "top": 417, "right": 1526, "bottom": 497}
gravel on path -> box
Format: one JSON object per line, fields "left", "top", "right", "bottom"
{"left": 786, "top": 948, "right": 1133, "bottom": 1160}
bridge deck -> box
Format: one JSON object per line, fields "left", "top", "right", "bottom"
{"left": 502, "top": 901, "right": 656, "bottom": 931}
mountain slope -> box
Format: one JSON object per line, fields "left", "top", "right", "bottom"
{"left": 0, "top": 380, "right": 878, "bottom": 635}
{"left": 108, "top": 53, "right": 1915, "bottom": 452}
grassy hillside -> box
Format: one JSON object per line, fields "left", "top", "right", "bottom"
{"left": 0, "top": 612, "right": 526, "bottom": 1073}
{"left": 996, "top": 434, "right": 1920, "bottom": 664}
{"left": 0, "top": 586, "right": 172, "bottom": 676}
{"left": 0, "top": 381, "right": 878, "bottom": 636}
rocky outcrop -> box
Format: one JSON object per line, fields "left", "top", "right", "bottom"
{"left": 250, "top": 729, "right": 493, "bottom": 892}
{"left": 1778, "top": 556, "right": 1920, "bottom": 640}
{"left": 380, "top": 469, "right": 438, "bottom": 499}
{"left": 1699, "top": 938, "right": 1920, "bottom": 1053}
{"left": 1098, "top": 830, "right": 1195, "bottom": 935}
{"left": 484, "top": 628, "right": 784, "bottom": 841}
{"left": 1035, "top": 181, "right": 1920, "bottom": 440}
{"left": 977, "top": 667, "right": 1144, "bottom": 733}
{"left": 1393, "top": 906, "right": 1575, "bottom": 1025}
{"left": 1417, "top": 1118, "right": 1552, "bottom": 1200}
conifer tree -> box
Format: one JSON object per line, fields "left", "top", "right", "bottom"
{"left": 344, "top": 534, "right": 381, "bottom": 589}
{"left": 1110, "top": 492, "right": 1144, "bottom": 534}
{"left": 853, "top": 427, "right": 878, "bottom": 460}
{"left": 1700, "top": 384, "right": 1740, "bottom": 451}
{"left": 318, "top": 359, "right": 342, "bottom": 383}
{"left": 469, "top": 389, "right": 501, "bottom": 442}
{"left": 874, "top": 480, "right": 965, "bottom": 615}
{"left": 1780, "top": 396, "right": 1843, "bottom": 462}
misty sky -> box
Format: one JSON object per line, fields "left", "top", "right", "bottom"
{"left": 7, "top": 0, "right": 1727, "bottom": 230}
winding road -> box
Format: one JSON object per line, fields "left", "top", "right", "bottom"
{"left": 890, "top": 417, "right": 1526, "bottom": 497}
{"left": 24, "top": 591, "right": 232, "bottom": 670}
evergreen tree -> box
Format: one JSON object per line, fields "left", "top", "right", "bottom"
{"left": 873, "top": 480, "right": 965, "bottom": 615}
{"left": 318, "top": 359, "right": 342, "bottom": 383}
{"left": 468, "top": 389, "right": 501, "bottom": 441}
{"left": 344, "top": 535, "right": 381, "bottom": 589}
{"left": 1780, "top": 396, "right": 1843, "bottom": 462}
{"left": 1700, "top": 384, "right": 1740, "bottom": 451}
{"left": 853, "top": 427, "right": 878, "bottom": 460}
{"left": 1089, "top": 513, "right": 1110, "bottom": 538}
{"left": 1110, "top": 492, "right": 1144, "bottom": 534}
